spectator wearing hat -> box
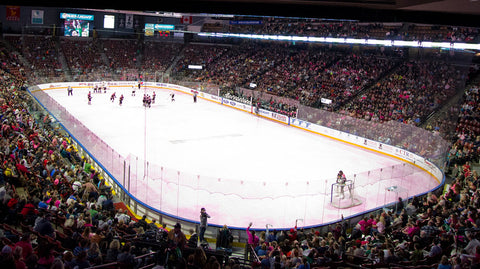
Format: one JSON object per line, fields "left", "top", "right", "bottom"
{"left": 165, "top": 223, "right": 187, "bottom": 267}
{"left": 168, "top": 223, "right": 187, "bottom": 251}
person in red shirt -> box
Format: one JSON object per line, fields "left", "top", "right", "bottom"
{"left": 288, "top": 227, "right": 297, "bottom": 242}
{"left": 7, "top": 193, "right": 19, "bottom": 209}
{"left": 14, "top": 233, "right": 33, "bottom": 260}
{"left": 20, "top": 202, "right": 38, "bottom": 217}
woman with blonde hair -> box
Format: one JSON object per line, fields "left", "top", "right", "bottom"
{"left": 376, "top": 215, "right": 386, "bottom": 234}
{"left": 76, "top": 214, "right": 85, "bottom": 229}
{"left": 64, "top": 215, "right": 75, "bottom": 228}
{"left": 105, "top": 239, "right": 121, "bottom": 263}
{"left": 87, "top": 242, "right": 102, "bottom": 265}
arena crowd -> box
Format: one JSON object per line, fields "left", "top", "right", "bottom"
{"left": 0, "top": 19, "right": 479, "bottom": 269}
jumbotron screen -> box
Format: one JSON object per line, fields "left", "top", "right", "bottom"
{"left": 64, "top": 19, "right": 90, "bottom": 37}
{"left": 60, "top": 13, "right": 93, "bottom": 37}
{"left": 144, "top": 23, "right": 175, "bottom": 37}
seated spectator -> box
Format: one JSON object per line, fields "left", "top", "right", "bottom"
{"left": 117, "top": 243, "right": 136, "bottom": 268}
{"left": 0, "top": 246, "right": 15, "bottom": 268}
{"left": 71, "top": 250, "right": 90, "bottom": 269}
{"left": 14, "top": 233, "right": 33, "bottom": 260}
{"left": 33, "top": 214, "right": 55, "bottom": 238}
{"left": 187, "top": 228, "right": 198, "bottom": 249}
{"left": 105, "top": 239, "right": 121, "bottom": 263}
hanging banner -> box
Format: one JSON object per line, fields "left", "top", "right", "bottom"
{"left": 6, "top": 6, "right": 20, "bottom": 21}
{"left": 31, "top": 10, "right": 44, "bottom": 24}
{"left": 125, "top": 14, "right": 133, "bottom": 29}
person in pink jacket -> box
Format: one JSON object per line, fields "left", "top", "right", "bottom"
{"left": 246, "top": 222, "right": 259, "bottom": 261}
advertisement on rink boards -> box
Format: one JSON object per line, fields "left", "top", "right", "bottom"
{"left": 37, "top": 81, "right": 442, "bottom": 182}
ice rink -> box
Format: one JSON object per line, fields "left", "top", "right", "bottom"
{"left": 42, "top": 85, "right": 440, "bottom": 229}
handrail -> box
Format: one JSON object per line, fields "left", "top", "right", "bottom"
{"left": 86, "top": 251, "right": 158, "bottom": 269}
{"left": 86, "top": 262, "right": 118, "bottom": 269}
{"left": 249, "top": 244, "right": 261, "bottom": 263}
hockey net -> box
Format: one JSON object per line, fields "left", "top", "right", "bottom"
{"left": 330, "top": 179, "right": 363, "bottom": 209}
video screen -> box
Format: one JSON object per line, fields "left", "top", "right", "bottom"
{"left": 144, "top": 23, "right": 175, "bottom": 37}
{"left": 104, "top": 15, "right": 115, "bottom": 29}
{"left": 64, "top": 19, "right": 90, "bottom": 37}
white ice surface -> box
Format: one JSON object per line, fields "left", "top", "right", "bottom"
{"left": 44, "top": 86, "right": 439, "bottom": 228}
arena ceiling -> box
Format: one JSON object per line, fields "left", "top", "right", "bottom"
{"left": 12, "top": 0, "right": 480, "bottom": 27}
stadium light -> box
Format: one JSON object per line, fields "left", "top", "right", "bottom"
{"left": 197, "top": 31, "right": 480, "bottom": 51}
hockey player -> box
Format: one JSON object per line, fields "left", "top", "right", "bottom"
{"left": 170, "top": 92, "right": 175, "bottom": 102}
{"left": 87, "top": 91, "right": 92, "bottom": 105}
{"left": 119, "top": 94, "right": 124, "bottom": 105}
{"left": 110, "top": 92, "right": 116, "bottom": 102}
{"left": 143, "top": 94, "right": 151, "bottom": 107}
{"left": 147, "top": 95, "right": 152, "bottom": 107}
{"left": 336, "top": 170, "right": 347, "bottom": 199}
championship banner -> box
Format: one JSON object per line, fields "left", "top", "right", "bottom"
{"left": 6, "top": 6, "right": 20, "bottom": 21}
{"left": 32, "top": 10, "right": 44, "bottom": 24}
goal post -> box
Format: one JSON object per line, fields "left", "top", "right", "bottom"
{"left": 330, "top": 179, "right": 363, "bottom": 209}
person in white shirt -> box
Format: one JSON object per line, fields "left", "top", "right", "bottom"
{"left": 464, "top": 231, "right": 480, "bottom": 256}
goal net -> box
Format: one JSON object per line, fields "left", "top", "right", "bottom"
{"left": 330, "top": 179, "right": 363, "bottom": 209}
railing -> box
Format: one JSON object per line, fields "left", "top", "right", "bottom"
{"left": 86, "top": 251, "right": 158, "bottom": 269}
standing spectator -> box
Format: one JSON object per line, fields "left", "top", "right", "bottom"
{"left": 246, "top": 222, "right": 259, "bottom": 261}
{"left": 217, "top": 225, "right": 233, "bottom": 249}
{"left": 168, "top": 223, "right": 187, "bottom": 252}
{"left": 199, "top": 207, "right": 210, "bottom": 244}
